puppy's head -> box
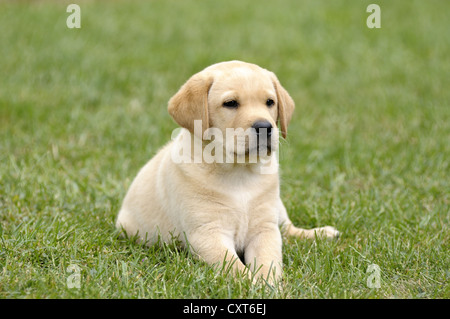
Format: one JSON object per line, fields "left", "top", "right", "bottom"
{"left": 168, "top": 61, "right": 295, "bottom": 159}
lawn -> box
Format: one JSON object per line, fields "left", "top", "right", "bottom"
{"left": 0, "top": 0, "right": 448, "bottom": 299}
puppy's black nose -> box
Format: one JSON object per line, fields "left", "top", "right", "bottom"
{"left": 252, "top": 121, "right": 273, "bottom": 137}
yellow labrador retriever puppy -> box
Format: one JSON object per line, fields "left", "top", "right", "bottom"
{"left": 116, "top": 61, "right": 339, "bottom": 284}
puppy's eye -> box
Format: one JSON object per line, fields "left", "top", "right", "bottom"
{"left": 266, "top": 99, "right": 275, "bottom": 107}
{"left": 223, "top": 100, "right": 239, "bottom": 108}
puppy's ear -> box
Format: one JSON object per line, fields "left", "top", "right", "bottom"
{"left": 168, "top": 72, "right": 213, "bottom": 138}
{"left": 270, "top": 72, "right": 295, "bottom": 139}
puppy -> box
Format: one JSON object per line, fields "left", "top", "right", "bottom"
{"left": 116, "top": 61, "right": 339, "bottom": 284}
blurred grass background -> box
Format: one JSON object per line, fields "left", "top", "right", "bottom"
{"left": 0, "top": 0, "right": 449, "bottom": 298}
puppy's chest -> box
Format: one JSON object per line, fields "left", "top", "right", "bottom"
{"left": 221, "top": 184, "right": 267, "bottom": 250}
{"left": 229, "top": 186, "right": 256, "bottom": 213}
{"left": 208, "top": 169, "right": 277, "bottom": 250}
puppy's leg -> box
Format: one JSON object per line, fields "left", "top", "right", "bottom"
{"left": 278, "top": 200, "right": 340, "bottom": 239}
{"left": 244, "top": 222, "right": 283, "bottom": 285}
{"left": 186, "top": 230, "right": 250, "bottom": 279}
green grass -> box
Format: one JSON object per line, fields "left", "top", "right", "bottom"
{"left": 0, "top": 0, "right": 449, "bottom": 298}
